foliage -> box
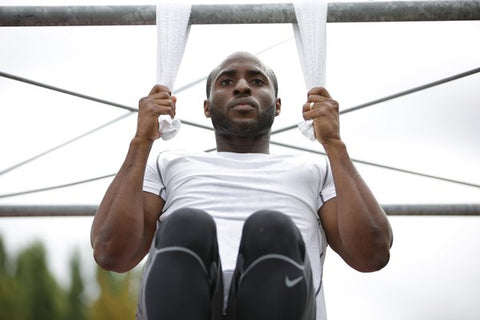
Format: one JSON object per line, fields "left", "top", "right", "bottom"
{"left": 0, "top": 238, "right": 66, "bottom": 320}
{"left": 0, "top": 235, "right": 141, "bottom": 320}
{"left": 65, "top": 249, "right": 87, "bottom": 320}
{"left": 89, "top": 267, "right": 139, "bottom": 320}
{"left": 0, "top": 236, "right": 18, "bottom": 319}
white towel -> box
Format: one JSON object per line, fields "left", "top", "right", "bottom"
{"left": 293, "top": 0, "right": 328, "bottom": 141}
{"left": 156, "top": 2, "right": 192, "bottom": 140}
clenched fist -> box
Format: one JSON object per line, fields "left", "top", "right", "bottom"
{"left": 135, "top": 85, "right": 177, "bottom": 142}
{"left": 302, "top": 87, "right": 341, "bottom": 146}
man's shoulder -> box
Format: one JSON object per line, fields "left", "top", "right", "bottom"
{"left": 155, "top": 149, "right": 212, "bottom": 164}
{"left": 272, "top": 152, "right": 328, "bottom": 166}
{"left": 157, "top": 149, "right": 189, "bottom": 159}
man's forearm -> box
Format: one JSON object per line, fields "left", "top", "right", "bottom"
{"left": 91, "top": 137, "right": 154, "bottom": 272}
{"left": 324, "top": 140, "right": 393, "bottom": 271}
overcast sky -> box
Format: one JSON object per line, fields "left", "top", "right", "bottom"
{"left": 1, "top": 0, "right": 480, "bottom": 319}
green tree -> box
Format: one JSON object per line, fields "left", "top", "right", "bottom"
{"left": 0, "top": 234, "right": 145, "bottom": 320}
{"left": 0, "top": 235, "right": 19, "bottom": 320}
{"left": 14, "top": 241, "right": 67, "bottom": 320}
{"left": 65, "top": 249, "right": 86, "bottom": 320}
{"left": 89, "top": 266, "right": 139, "bottom": 320}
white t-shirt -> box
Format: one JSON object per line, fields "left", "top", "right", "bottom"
{"left": 143, "top": 150, "right": 336, "bottom": 319}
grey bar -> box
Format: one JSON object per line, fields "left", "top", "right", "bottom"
{"left": 1, "top": 204, "right": 480, "bottom": 217}
{"left": 1, "top": 1, "right": 479, "bottom": 27}
{"left": 190, "top": 3, "right": 295, "bottom": 24}
{"left": 328, "top": 0, "right": 480, "bottom": 23}
{"left": 384, "top": 204, "right": 480, "bottom": 216}
{"left": 0, "top": 205, "right": 97, "bottom": 217}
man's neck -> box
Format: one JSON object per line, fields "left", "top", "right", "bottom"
{"left": 215, "top": 133, "right": 270, "bottom": 154}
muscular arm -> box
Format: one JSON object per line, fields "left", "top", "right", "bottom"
{"left": 90, "top": 85, "right": 175, "bottom": 273}
{"left": 304, "top": 87, "right": 393, "bottom": 272}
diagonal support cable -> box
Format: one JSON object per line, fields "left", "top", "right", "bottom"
{"left": 271, "top": 140, "right": 480, "bottom": 189}
{"left": 1, "top": 59, "right": 479, "bottom": 196}
{"left": 0, "top": 112, "right": 134, "bottom": 176}
{"left": 0, "top": 71, "right": 137, "bottom": 112}
{"left": 0, "top": 36, "right": 289, "bottom": 175}
{"left": 340, "top": 66, "right": 480, "bottom": 115}
{"left": 0, "top": 174, "right": 116, "bottom": 199}
{"left": 0, "top": 107, "right": 214, "bottom": 176}
{"left": 2, "top": 137, "right": 479, "bottom": 200}
{"left": 2, "top": 67, "right": 479, "bottom": 193}
{"left": 0, "top": 70, "right": 213, "bottom": 174}
{"left": 271, "top": 66, "right": 480, "bottom": 135}
{"left": 174, "top": 37, "right": 292, "bottom": 94}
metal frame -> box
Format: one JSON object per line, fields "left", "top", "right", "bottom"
{"left": 1, "top": 1, "right": 480, "bottom": 27}
{"left": 1, "top": 204, "right": 480, "bottom": 217}
{"left": 1, "top": 1, "right": 479, "bottom": 216}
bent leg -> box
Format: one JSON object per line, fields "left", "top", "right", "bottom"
{"left": 228, "top": 210, "right": 315, "bottom": 320}
{"left": 142, "top": 208, "right": 223, "bottom": 320}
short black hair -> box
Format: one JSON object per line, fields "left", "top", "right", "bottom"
{"left": 205, "top": 52, "right": 279, "bottom": 98}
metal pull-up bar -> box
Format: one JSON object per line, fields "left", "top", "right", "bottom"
{"left": 1, "top": 1, "right": 479, "bottom": 27}
{"left": 1, "top": 204, "right": 480, "bottom": 217}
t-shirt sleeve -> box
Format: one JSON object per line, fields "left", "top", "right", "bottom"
{"left": 143, "top": 153, "right": 166, "bottom": 200}
{"left": 317, "top": 158, "right": 336, "bottom": 210}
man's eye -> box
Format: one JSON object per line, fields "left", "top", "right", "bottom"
{"left": 251, "top": 79, "right": 264, "bottom": 86}
{"left": 221, "top": 79, "right": 232, "bottom": 86}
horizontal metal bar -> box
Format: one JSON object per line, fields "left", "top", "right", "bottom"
{"left": 0, "top": 205, "right": 98, "bottom": 217}
{"left": 1, "top": 1, "right": 479, "bottom": 27}
{"left": 383, "top": 204, "right": 480, "bottom": 216}
{"left": 1, "top": 204, "right": 479, "bottom": 217}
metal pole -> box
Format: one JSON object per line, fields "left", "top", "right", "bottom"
{"left": 1, "top": 1, "right": 479, "bottom": 27}
{"left": 383, "top": 204, "right": 480, "bottom": 216}
{"left": 1, "top": 204, "right": 480, "bottom": 217}
{"left": 0, "top": 205, "right": 98, "bottom": 217}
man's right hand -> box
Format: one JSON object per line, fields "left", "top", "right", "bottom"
{"left": 135, "top": 84, "right": 177, "bottom": 142}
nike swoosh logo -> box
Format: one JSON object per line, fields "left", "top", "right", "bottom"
{"left": 285, "top": 275, "right": 303, "bottom": 288}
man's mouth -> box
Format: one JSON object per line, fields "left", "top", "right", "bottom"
{"left": 230, "top": 98, "right": 257, "bottom": 112}
{"left": 232, "top": 104, "right": 255, "bottom": 111}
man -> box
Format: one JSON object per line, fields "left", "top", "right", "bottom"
{"left": 90, "top": 52, "right": 393, "bottom": 320}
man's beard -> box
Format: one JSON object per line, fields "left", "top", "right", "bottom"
{"left": 209, "top": 106, "right": 275, "bottom": 138}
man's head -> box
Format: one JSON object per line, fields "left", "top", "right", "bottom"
{"left": 204, "top": 52, "right": 281, "bottom": 138}
{"left": 206, "top": 52, "right": 279, "bottom": 99}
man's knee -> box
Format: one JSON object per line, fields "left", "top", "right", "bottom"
{"left": 154, "top": 208, "right": 217, "bottom": 266}
{"left": 241, "top": 210, "right": 305, "bottom": 265}
{"left": 244, "top": 210, "right": 303, "bottom": 243}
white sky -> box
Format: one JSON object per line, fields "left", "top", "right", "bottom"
{"left": 1, "top": 0, "right": 480, "bottom": 319}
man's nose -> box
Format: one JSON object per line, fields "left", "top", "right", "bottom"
{"left": 233, "top": 79, "right": 251, "bottom": 95}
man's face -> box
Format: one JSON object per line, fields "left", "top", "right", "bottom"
{"left": 204, "top": 55, "right": 281, "bottom": 137}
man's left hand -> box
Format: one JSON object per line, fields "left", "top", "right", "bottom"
{"left": 302, "top": 87, "right": 341, "bottom": 146}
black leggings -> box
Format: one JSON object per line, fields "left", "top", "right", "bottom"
{"left": 143, "top": 208, "right": 316, "bottom": 320}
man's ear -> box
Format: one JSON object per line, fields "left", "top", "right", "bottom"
{"left": 275, "top": 97, "right": 281, "bottom": 116}
{"left": 204, "top": 99, "right": 211, "bottom": 118}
